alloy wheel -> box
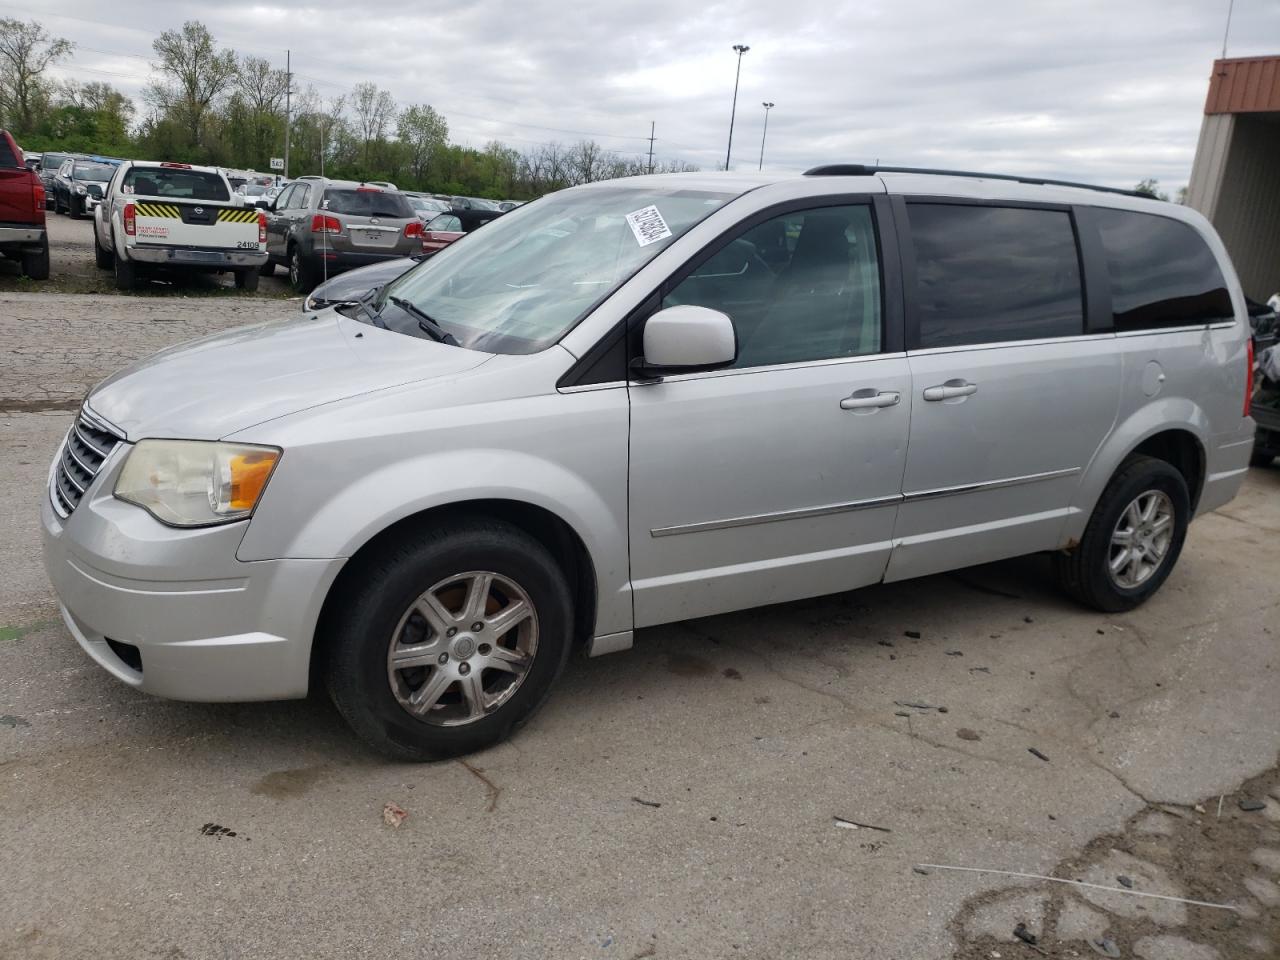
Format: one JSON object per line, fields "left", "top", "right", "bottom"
{"left": 386, "top": 571, "right": 539, "bottom": 726}
{"left": 1108, "top": 490, "right": 1175, "bottom": 589}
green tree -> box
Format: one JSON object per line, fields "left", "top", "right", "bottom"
{"left": 1133, "top": 178, "right": 1169, "bottom": 201}
{"left": 0, "top": 18, "right": 73, "bottom": 135}
{"left": 145, "top": 21, "right": 237, "bottom": 155}
{"left": 397, "top": 104, "right": 448, "bottom": 185}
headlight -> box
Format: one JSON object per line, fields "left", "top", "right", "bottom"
{"left": 115, "top": 440, "right": 281, "bottom": 527}
{"left": 76, "top": 185, "right": 87, "bottom": 195}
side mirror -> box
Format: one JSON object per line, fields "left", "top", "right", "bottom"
{"left": 636, "top": 305, "right": 737, "bottom": 376}
{"left": 255, "top": 199, "right": 271, "bottom": 210}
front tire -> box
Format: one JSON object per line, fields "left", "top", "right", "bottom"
{"left": 94, "top": 238, "right": 113, "bottom": 270}
{"left": 69, "top": 196, "right": 82, "bottom": 219}
{"left": 1053, "top": 455, "right": 1190, "bottom": 612}
{"left": 324, "top": 518, "right": 573, "bottom": 760}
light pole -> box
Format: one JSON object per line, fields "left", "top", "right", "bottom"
{"left": 758, "top": 101, "right": 774, "bottom": 170}
{"left": 725, "top": 44, "right": 749, "bottom": 171}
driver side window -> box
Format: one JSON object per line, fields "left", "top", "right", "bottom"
{"left": 662, "top": 203, "right": 882, "bottom": 370}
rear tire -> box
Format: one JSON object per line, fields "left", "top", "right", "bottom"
{"left": 234, "top": 268, "right": 259, "bottom": 292}
{"left": 1249, "top": 449, "right": 1274, "bottom": 468}
{"left": 258, "top": 260, "right": 275, "bottom": 277}
{"left": 20, "top": 239, "right": 50, "bottom": 280}
{"left": 289, "top": 246, "right": 315, "bottom": 293}
{"left": 94, "top": 238, "right": 113, "bottom": 270}
{"left": 1053, "top": 455, "right": 1189, "bottom": 613}
{"left": 113, "top": 253, "right": 137, "bottom": 291}
{"left": 324, "top": 518, "right": 573, "bottom": 760}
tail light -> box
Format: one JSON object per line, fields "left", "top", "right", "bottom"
{"left": 404, "top": 220, "right": 423, "bottom": 239}
{"left": 123, "top": 202, "right": 136, "bottom": 236}
{"left": 310, "top": 214, "right": 341, "bottom": 234}
{"left": 32, "top": 181, "right": 45, "bottom": 219}
{"left": 1244, "top": 336, "right": 1254, "bottom": 417}
{"left": 257, "top": 211, "right": 267, "bottom": 243}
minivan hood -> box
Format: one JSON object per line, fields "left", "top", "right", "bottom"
{"left": 87, "top": 311, "right": 492, "bottom": 441}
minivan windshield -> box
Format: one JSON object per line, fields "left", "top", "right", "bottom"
{"left": 373, "top": 184, "right": 738, "bottom": 354}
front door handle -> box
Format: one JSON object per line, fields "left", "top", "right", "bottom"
{"left": 840, "top": 389, "right": 901, "bottom": 410}
{"left": 923, "top": 379, "right": 978, "bottom": 402}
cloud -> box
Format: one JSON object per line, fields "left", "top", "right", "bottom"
{"left": 38, "top": 0, "right": 1280, "bottom": 189}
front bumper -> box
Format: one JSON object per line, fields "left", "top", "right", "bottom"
{"left": 126, "top": 244, "right": 268, "bottom": 268}
{"left": 40, "top": 440, "right": 343, "bottom": 702}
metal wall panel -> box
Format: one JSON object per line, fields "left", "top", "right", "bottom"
{"left": 1212, "top": 115, "right": 1280, "bottom": 300}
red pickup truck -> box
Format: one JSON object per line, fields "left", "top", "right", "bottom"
{"left": 0, "top": 129, "right": 49, "bottom": 279}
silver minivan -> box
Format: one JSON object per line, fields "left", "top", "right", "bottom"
{"left": 41, "top": 167, "right": 1255, "bottom": 758}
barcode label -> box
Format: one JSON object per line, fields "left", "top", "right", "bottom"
{"left": 625, "top": 205, "right": 673, "bottom": 247}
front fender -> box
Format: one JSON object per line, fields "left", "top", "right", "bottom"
{"left": 232, "top": 365, "right": 632, "bottom": 634}
{"left": 1063, "top": 396, "right": 1210, "bottom": 542}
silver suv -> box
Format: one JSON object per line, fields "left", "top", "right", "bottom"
{"left": 261, "top": 177, "right": 423, "bottom": 292}
{"left": 41, "top": 166, "right": 1255, "bottom": 758}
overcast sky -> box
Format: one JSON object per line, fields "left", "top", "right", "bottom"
{"left": 23, "top": 0, "right": 1280, "bottom": 189}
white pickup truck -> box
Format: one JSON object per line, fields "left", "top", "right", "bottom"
{"left": 93, "top": 161, "right": 268, "bottom": 291}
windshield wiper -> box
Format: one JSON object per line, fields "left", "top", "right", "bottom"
{"left": 388, "top": 295, "right": 459, "bottom": 345}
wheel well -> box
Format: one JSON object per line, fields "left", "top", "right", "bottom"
{"left": 311, "top": 500, "right": 598, "bottom": 687}
{"left": 1131, "top": 429, "right": 1205, "bottom": 510}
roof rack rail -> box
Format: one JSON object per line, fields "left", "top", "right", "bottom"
{"left": 802, "top": 164, "right": 1147, "bottom": 199}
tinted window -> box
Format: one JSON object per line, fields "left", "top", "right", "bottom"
{"left": 664, "top": 204, "right": 882, "bottom": 369}
{"left": 1093, "top": 209, "right": 1232, "bottom": 330}
{"left": 0, "top": 138, "right": 16, "bottom": 167}
{"left": 322, "top": 188, "right": 414, "bottom": 218}
{"left": 41, "top": 153, "right": 68, "bottom": 171}
{"left": 908, "top": 204, "right": 1084, "bottom": 348}
{"left": 123, "top": 167, "right": 229, "bottom": 201}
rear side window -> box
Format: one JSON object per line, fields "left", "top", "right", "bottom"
{"left": 322, "top": 189, "right": 414, "bottom": 219}
{"left": 0, "top": 137, "right": 17, "bottom": 168}
{"left": 908, "top": 204, "right": 1084, "bottom": 348}
{"left": 1093, "top": 209, "right": 1232, "bottom": 330}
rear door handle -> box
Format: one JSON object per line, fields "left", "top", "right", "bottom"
{"left": 840, "top": 389, "right": 901, "bottom": 410}
{"left": 923, "top": 379, "right": 978, "bottom": 401}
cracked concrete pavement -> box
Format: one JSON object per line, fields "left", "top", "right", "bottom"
{"left": 1, "top": 286, "right": 1278, "bottom": 959}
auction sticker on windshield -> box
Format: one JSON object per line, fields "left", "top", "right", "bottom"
{"left": 625, "top": 205, "right": 672, "bottom": 247}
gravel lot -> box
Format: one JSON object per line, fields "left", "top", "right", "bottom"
{"left": 1, "top": 274, "right": 1278, "bottom": 959}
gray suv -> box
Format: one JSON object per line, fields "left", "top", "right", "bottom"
{"left": 41, "top": 166, "right": 1256, "bottom": 760}
{"left": 261, "top": 177, "right": 423, "bottom": 292}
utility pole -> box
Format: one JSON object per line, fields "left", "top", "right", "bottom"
{"left": 283, "top": 49, "right": 292, "bottom": 180}
{"left": 725, "top": 44, "right": 749, "bottom": 171}
{"left": 647, "top": 121, "right": 655, "bottom": 175}
{"left": 758, "top": 102, "right": 774, "bottom": 170}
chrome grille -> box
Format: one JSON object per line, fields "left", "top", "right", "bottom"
{"left": 51, "top": 411, "right": 122, "bottom": 517}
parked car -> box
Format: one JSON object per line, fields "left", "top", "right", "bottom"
{"left": 37, "top": 151, "right": 73, "bottom": 208}
{"left": 261, "top": 178, "right": 422, "bottom": 292}
{"left": 52, "top": 158, "right": 117, "bottom": 218}
{"left": 24, "top": 151, "right": 41, "bottom": 171}
{"left": 0, "top": 129, "right": 49, "bottom": 278}
{"left": 303, "top": 255, "right": 420, "bottom": 311}
{"left": 405, "top": 193, "right": 450, "bottom": 220}
{"left": 42, "top": 166, "right": 1255, "bottom": 759}
{"left": 238, "top": 182, "right": 273, "bottom": 208}
{"left": 93, "top": 160, "right": 267, "bottom": 291}
{"left": 1247, "top": 297, "right": 1280, "bottom": 466}
{"left": 421, "top": 207, "right": 501, "bottom": 257}
{"left": 496, "top": 200, "right": 523, "bottom": 212}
